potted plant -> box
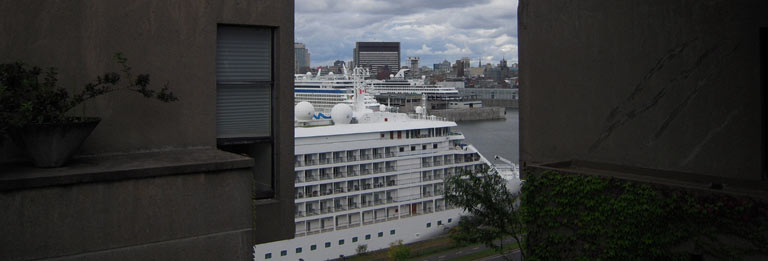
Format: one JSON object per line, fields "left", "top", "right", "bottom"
{"left": 0, "top": 53, "right": 178, "bottom": 167}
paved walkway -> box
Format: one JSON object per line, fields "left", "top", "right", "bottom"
{"left": 416, "top": 239, "right": 519, "bottom": 261}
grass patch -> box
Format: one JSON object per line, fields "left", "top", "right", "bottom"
{"left": 448, "top": 242, "right": 519, "bottom": 261}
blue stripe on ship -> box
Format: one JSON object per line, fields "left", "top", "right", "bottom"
{"left": 313, "top": 113, "right": 332, "bottom": 119}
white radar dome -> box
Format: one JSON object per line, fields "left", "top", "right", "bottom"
{"left": 389, "top": 74, "right": 395, "bottom": 78}
{"left": 295, "top": 101, "right": 315, "bottom": 121}
{"left": 415, "top": 106, "right": 424, "bottom": 114}
{"left": 328, "top": 72, "right": 334, "bottom": 75}
{"left": 306, "top": 72, "right": 312, "bottom": 76}
{"left": 379, "top": 105, "right": 387, "bottom": 112}
{"left": 331, "top": 104, "right": 353, "bottom": 124}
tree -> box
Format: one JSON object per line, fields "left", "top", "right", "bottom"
{"left": 444, "top": 166, "right": 525, "bottom": 259}
{"left": 386, "top": 240, "right": 411, "bottom": 261}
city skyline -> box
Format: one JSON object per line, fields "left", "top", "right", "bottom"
{"left": 295, "top": 0, "right": 517, "bottom": 67}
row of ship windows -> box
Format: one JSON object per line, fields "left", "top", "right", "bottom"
{"left": 296, "top": 140, "right": 467, "bottom": 168}
{"left": 263, "top": 219, "right": 453, "bottom": 259}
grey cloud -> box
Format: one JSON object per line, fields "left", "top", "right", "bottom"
{"left": 296, "top": 0, "right": 518, "bottom": 66}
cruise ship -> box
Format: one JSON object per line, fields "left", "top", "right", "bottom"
{"left": 254, "top": 68, "right": 488, "bottom": 260}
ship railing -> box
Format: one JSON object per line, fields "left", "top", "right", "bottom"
{"left": 321, "top": 207, "right": 335, "bottom": 214}
{"left": 306, "top": 159, "right": 318, "bottom": 166}
{"left": 422, "top": 162, "right": 432, "bottom": 167}
{"left": 307, "top": 229, "right": 321, "bottom": 235}
{"left": 306, "top": 210, "right": 318, "bottom": 216}
{"left": 347, "top": 155, "right": 358, "bottom": 161}
{"left": 423, "top": 192, "right": 432, "bottom": 197}
{"left": 375, "top": 217, "right": 387, "bottom": 223}
{"left": 349, "top": 223, "right": 361, "bottom": 228}
{"left": 387, "top": 180, "right": 396, "bottom": 186}
{"left": 374, "top": 199, "right": 384, "bottom": 205}
{"left": 319, "top": 158, "right": 330, "bottom": 164}
{"left": 334, "top": 188, "right": 346, "bottom": 193}
{"left": 363, "top": 184, "right": 372, "bottom": 190}
{"left": 321, "top": 189, "right": 333, "bottom": 196}
{"left": 322, "top": 228, "right": 334, "bottom": 233}
{"left": 374, "top": 182, "right": 384, "bottom": 188}
{"left": 363, "top": 220, "right": 375, "bottom": 225}
{"left": 347, "top": 170, "right": 359, "bottom": 176}
{"left": 360, "top": 154, "right": 371, "bottom": 160}
{"left": 373, "top": 153, "right": 383, "bottom": 159}
{"left": 348, "top": 203, "right": 359, "bottom": 209}
{"left": 386, "top": 166, "right": 396, "bottom": 172}
{"left": 373, "top": 168, "right": 383, "bottom": 174}
{"left": 361, "top": 169, "right": 370, "bottom": 175}
{"left": 320, "top": 174, "right": 331, "bottom": 180}
{"left": 336, "top": 224, "right": 349, "bottom": 230}
{"left": 295, "top": 211, "right": 305, "bottom": 217}
{"left": 295, "top": 161, "right": 304, "bottom": 167}
{"left": 385, "top": 152, "right": 396, "bottom": 158}
{"left": 295, "top": 193, "right": 304, "bottom": 199}
{"left": 333, "top": 157, "right": 345, "bottom": 163}
{"left": 388, "top": 216, "right": 398, "bottom": 221}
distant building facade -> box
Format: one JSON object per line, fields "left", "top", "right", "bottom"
{"left": 354, "top": 42, "right": 400, "bottom": 77}
{"left": 295, "top": 42, "right": 310, "bottom": 74}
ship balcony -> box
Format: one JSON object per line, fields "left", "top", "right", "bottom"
{"left": 386, "top": 166, "right": 396, "bottom": 172}
{"left": 360, "top": 154, "right": 371, "bottom": 160}
{"left": 373, "top": 153, "right": 384, "bottom": 159}
{"left": 362, "top": 183, "right": 372, "bottom": 190}
{"left": 306, "top": 159, "right": 318, "bottom": 166}
{"left": 333, "top": 157, "right": 345, "bottom": 163}
{"left": 422, "top": 162, "right": 432, "bottom": 167}
{"left": 318, "top": 158, "right": 330, "bottom": 164}
{"left": 321, "top": 207, "right": 334, "bottom": 214}
{"left": 373, "top": 168, "right": 384, "bottom": 174}
{"left": 423, "top": 191, "right": 432, "bottom": 197}
{"left": 306, "top": 209, "right": 318, "bottom": 216}
{"left": 333, "top": 171, "right": 346, "bottom": 178}
{"left": 385, "top": 152, "right": 396, "bottom": 158}
{"left": 360, "top": 169, "right": 370, "bottom": 175}
{"left": 319, "top": 174, "right": 332, "bottom": 180}
{"left": 295, "top": 161, "right": 304, "bottom": 167}
{"left": 295, "top": 210, "right": 305, "bottom": 217}
{"left": 348, "top": 202, "right": 359, "bottom": 209}
{"left": 387, "top": 180, "right": 396, "bottom": 186}
{"left": 295, "top": 192, "right": 305, "bottom": 199}
{"left": 362, "top": 201, "right": 374, "bottom": 207}
{"left": 347, "top": 155, "right": 358, "bottom": 161}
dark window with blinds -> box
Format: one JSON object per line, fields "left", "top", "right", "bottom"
{"left": 216, "top": 25, "right": 274, "bottom": 198}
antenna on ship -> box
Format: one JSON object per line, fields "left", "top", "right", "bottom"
{"left": 352, "top": 67, "right": 366, "bottom": 112}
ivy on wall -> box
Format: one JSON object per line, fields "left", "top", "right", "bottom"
{"left": 521, "top": 170, "right": 768, "bottom": 260}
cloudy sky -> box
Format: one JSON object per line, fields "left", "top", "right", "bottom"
{"left": 295, "top": 0, "right": 518, "bottom": 68}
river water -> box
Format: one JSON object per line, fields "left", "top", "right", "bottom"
{"left": 453, "top": 108, "right": 519, "bottom": 164}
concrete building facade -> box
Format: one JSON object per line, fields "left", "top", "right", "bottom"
{"left": 519, "top": 0, "right": 768, "bottom": 258}
{"left": 295, "top": 42, "right": 310, "bottom": 74}
{"left": 0, "top": 0, "right": 295, "bottom": 260}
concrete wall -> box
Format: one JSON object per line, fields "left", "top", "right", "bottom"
{"left": 0, "top": 0, "right": 296, "bottom": 258}
{"left": 481, "top": 99, "right": 519, "bottom": 108}
{"left": 0, "top": 0, "right": 294, "bottom": 156}
{"left": 519, "top": 0, "right": 768, "bottom": 180}
{"left": 430, "top": 107, "right": 506, "bottom": 121}
{"left": 0, "top": 150, "right": 256, "bottom": 260}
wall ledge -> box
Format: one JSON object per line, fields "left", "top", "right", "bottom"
{"left": 0, "top": 148, "right": 254, "bottom": 192}
{"left": 530, "top": 160, "right": 768, "bottom": 200}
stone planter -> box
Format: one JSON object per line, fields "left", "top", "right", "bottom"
{"left": 12, "top": 118, "right": 101, "bottom": 168}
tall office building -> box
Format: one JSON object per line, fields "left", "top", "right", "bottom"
{"left": 408, "top": 56, "right": 420, "bottom": 73}
{"left": 461, "top": 57, "right": 471, "bottom": 69}
{"left": 295, "top": 42, "right": 311, "bottom": 74}
{"left": 354, "top": 42, "right": 400, "bottom": 77}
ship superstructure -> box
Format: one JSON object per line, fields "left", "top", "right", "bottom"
{"left": 254, "top": 68, "right": 488, "bottom": 261}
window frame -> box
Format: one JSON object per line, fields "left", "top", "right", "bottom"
{"left": 215, "top": 24, "right": 277, "bottom": 199}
